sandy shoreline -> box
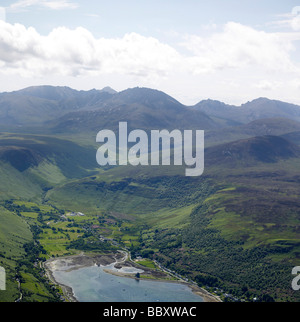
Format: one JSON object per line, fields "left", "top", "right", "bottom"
{"left": 44, "top": 260, "right": 78, "bottom": 302}
{"left": 44, "top": 252, "right": 221, "bottom": 303}
{"left": 44, "top": 252, "right": 121, "bottom": 302}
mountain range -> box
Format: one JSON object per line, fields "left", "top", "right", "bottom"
{"left": 0, "top": 85, "right": 299, "bottom": 302}
{"left": 1, "top": 85, "right": 300, "bottom": 135}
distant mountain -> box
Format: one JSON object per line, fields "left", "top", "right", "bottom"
{"left": 205, "top": 117, "right": 300, "bottom": 146}
{"left": 15, "top": 85, "right": 83, "bottom": 101}
{"left": 107, "top": 87, "right": 183, "bottom": 109}
{"left": 48, "top": 87, "right": 218, "bottom": 133}
{"left": 193, "top": 99, "right": 241, "bottom": 126}
{"left": 241, "top": 98, "right": 300, "bottom": 122}
{"left": 12, "top": 85, "right": 117, "bottom": 102}
{"left": 1, "top": 85, "right": 300, "bottom": 137}
{"left": 0, "top": 86, "right": 115, "bottom": 128}
{"left": 240, "top": 117, "right": 300, "bottom": 136}
{"left": 99, "top": 86, "right": 118, "bottom": 94}
{"left": 205, "top": 135, "right": 300, "bottom": 167}
{"left": 194, "top": 97, "right": 300, "bottom": 124}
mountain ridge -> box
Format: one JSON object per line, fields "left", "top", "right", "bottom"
{"left": 1, "top": 85, "right": 300, "bottom": 132}
{"left": 194, "top": 97, "right": 300, "bottom": 124}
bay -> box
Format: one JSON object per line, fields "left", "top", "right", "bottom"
{"left": 53, "top": 264, "right": 204, "bottom": 302}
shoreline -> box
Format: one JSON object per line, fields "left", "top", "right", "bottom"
{"left": 102, "top": 268, "right": 221, "bottom": 303}
{"left": 43, "top": 256, "right": 80, "bottom": 302}
{"left": 43, "top": 252, "right": 121, "bottom": 302}
{"left": 44, "top": 252, "right": 221, "bottom": 303}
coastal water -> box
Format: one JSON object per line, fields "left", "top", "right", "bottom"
{"left": 53, "top": 264, "right": 204, "bottom": 302}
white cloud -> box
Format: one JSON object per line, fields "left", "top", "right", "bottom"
{"left": 290, "top": 78, "right": 300, "bottom": 89}
{"left": 269, "top": 7, "right": 300, "bottom": 31}
{"left": 255, "top": 80, "right": 281, "bottom": 91}
{"left": 290, "top": 15, "right": 300, "bottom": 31}
{"left": 10, "top": 0, "right": 39, "bottom": 9}
{"left": 290, "top": 6, "right": 300, "bottom": 31}
{"left": 1, "top": 20, "right": 299, "bottom": 79}
{"left": 43, "top": 0, "right": 78, "bottom": 10}
{"left": 10, "top": 0, "right": 78, "bottom": 11}
{"left": 181, "top": 22, "right": 300, "bottom": 74}
{"left": 0, "top": 21, "right": 181, "bottom": 78}
{"left": 0, "top": 20, "right": 300, "bottom": 107}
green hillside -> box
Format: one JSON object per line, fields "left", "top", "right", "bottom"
{"left": 0, "top": 86, "right": 300, "bottom": 302}
{"left": 43, "top": 135, "right": 300, "bottom": 301}
{"left": 0, "top": 206, "right": 32, "bottom": 302}
{"left": 0, "top": 133, "right": 101, "bottom": 301}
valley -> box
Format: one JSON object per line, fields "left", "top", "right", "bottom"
{"left": 0, "top": 86, "right": 299, "bottom": 302}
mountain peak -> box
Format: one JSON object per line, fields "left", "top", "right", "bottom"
{"left": 115, "top": 87, "right": 183, "bottom": 108}
{"left": 241, "top": 97, "right": 272, "bottom": 106}
{"left": 99, "top": 86, "right": 117, "bottom": 94}
{"left": 16, "top": 85, "right": 78, "bottom": 101}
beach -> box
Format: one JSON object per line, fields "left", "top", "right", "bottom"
{"left": 44, "top": 252, "right": 221, "bottom": 303}
{"left": 44, "top": 252, "right": 122, "bottom": 302}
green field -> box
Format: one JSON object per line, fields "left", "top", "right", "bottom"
{"left": 136, "top": 259, "right": 157, "bottom": 269}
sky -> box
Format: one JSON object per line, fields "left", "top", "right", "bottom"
{"left": 0, "top": 0, "right": 300, "bottom": 105}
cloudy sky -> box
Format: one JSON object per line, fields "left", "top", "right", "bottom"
{"left": 1, "top": 0, "right": 300, "bottom": 105}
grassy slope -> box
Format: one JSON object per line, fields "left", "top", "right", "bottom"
{"left": 0, "top": 133, "right": 98, "bottom": 301}
{"left": 45, "top": 152, "right": 300, "bottom": 301}
{"left": 0, "top": 132, "right": 99, "bottom": 200}
{"left": 0, "top": 206, "right": 32, "bottom": 302}
{"left": 0, "top": 161, "right": 43, "bottom": 201}
{"left": 46, "top": 164, "right": 216, "bottom": 227}
{"left": 0, "top": 130, "right": 299, "bottom": 301}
